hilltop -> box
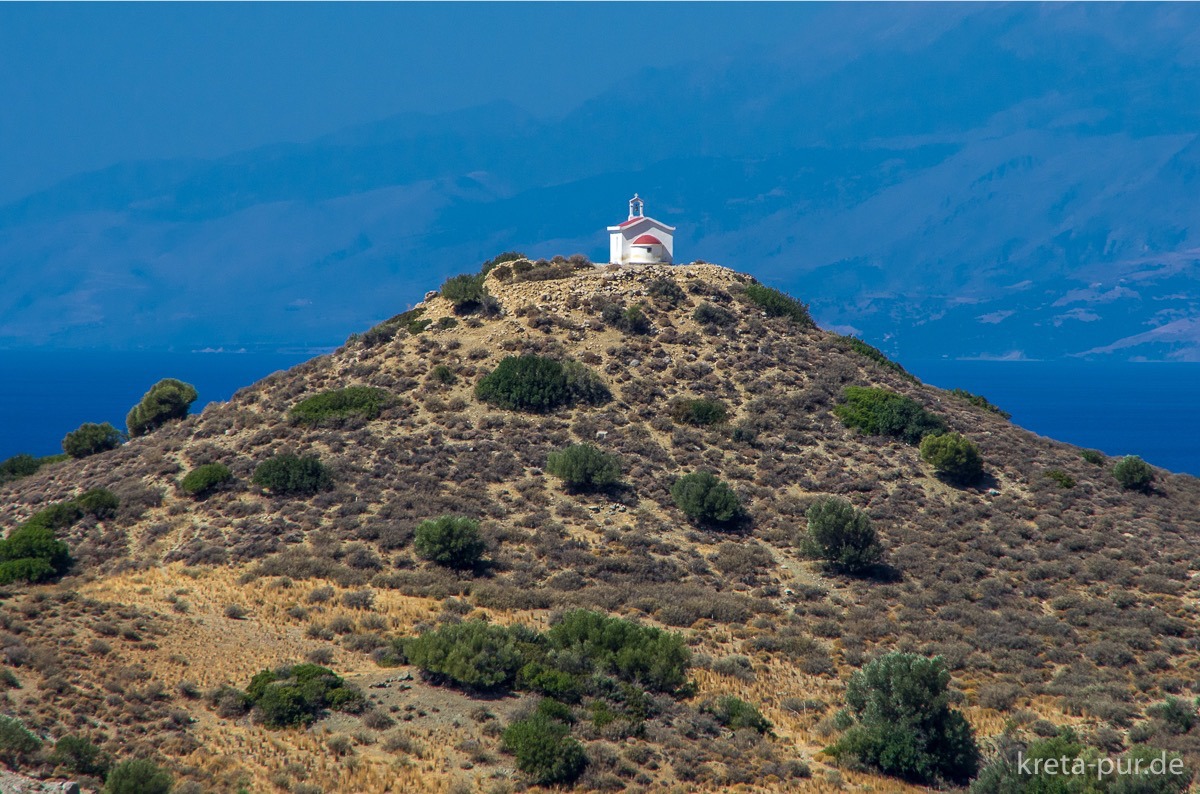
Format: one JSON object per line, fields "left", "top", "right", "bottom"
{"left": 2, "top": 260, "right": 1199, "bottom": 793}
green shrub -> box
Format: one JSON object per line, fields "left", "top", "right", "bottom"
{"left": 742, "top": 283, "right": 814, "bottom": 328}
{"left": 103, "top": 758, "right": 174, "bottom": 794}
{"left": 481, "top": 251, "right": 526, "bottom": 274}
{"left": 948, "top": 388, "right": 1010, "bottom": 419}
{"left": 920, "top": 433, "right": 984, "bottom": 486}
{"left": 62, "top": 422, "right": 124, "bottom": 458}
{"left": 252, "top": 455, "right": 333, "bottom": 496}
{"left": 1081, "top": 448, "right": 1106, "bottom": 466}
{"left": 0, "top": 453, "right": 41, "bottom": 484}
{"left": 25, "top": 501, "right": 83, "bottom": 530}
{"left": 833, "top": 386, "right": 945, "bottom": 445}
{"left": 245, "top": 663, "right": 363, "bottom": 728}
{"left": 545, "top": 444, "right": 621, "bottom": 491}
{"left": 407, "top": 621, "right": 524, "bottom": 692}
{"left": 802, "top": 496, "right": 883, "bottom": 574}
{"left": 53, "top": 734, "right": 111, "bottom": 777}
{"left": 0, "top": 523, "right": 71, "bottom": 584}
{"left": 476, "top": 355, "right": 609, "bottom": 412}
{"left": 502, "top": 715, "right": 587, "bottom": 785}
{"left": 290, "top": 386, "right": 391, "bottom": 426}
{"left": 1147, "top": 696, "right": 1198, "bottom": 734}
{"left": 126, "top": 378, "right": 198, "bottom": 437}
{"left": 547, "top": 610, "right": 690, "bottom": 694}
{"left": 693, "top": 302, "right": 736, "bottom": 327}
{"left": 414, "top": 516, "right": 486, "bottom": 569}
{"left": 647, "top": 277, "right": 686, "bottom": 306}
{"left": 602, "top": 303, "right": 651, "bottom": 334}
{"left": 0, "top": 714, "right": 42, "bottom": 768}
{"left": 669, "top": 397, "right": 728, "bottom": 427}
{"left": 971, "top": 731, "right": 1191, "bottom": 794}
{"left": 180, "top": 463, "right": 233, "bottom": 498}
{"left": 671, "top": 471, "right": 743, "bottom": 526}
{"left": 1114, "top": 455, "right": 1155, "bottom": 492}
{"left": 706, "top": 696, "right": 772, "bottom": 733}
{"left": 830, "top": 652, "right": 979, "bottom": 785}
{"left": 76, "top": 487, "right": 120, "bottom": 519}
{"left": 841, "top": 337, "right": 914, "bottom": 380}
{"left": 429, "top": 364, "right": 457, "bottom": 384}
{"left": 441, "top": 273, "right": 496, "bottom": 313}
{"left": 1044, "top": 469, "right": 1075, "bottom": 489}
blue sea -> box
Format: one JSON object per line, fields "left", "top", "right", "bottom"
{"left": 1, "top": 353, "right": 1197, "bottom": 477}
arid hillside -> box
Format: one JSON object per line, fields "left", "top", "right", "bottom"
{"left": 2, "top": 259, "right": 1199, "bottom": 793}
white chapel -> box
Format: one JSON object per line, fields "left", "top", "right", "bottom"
{"left": 607, "top": 194, "right": 675, "bottom": 265}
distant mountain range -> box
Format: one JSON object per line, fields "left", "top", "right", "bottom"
{"left": 3, "top": 3, "right": 1200, "bottom": 360}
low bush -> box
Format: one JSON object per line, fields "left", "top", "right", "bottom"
{"left": 672, "top": 471, "right": 744, "bottom": 526}
{"left": 1114, "top": 455, "right": 1155, "bottom": 492}
{"left": 1147, "top": 696, "right": 1198, "bottom": 735}
{"left": 834, "top": 386, "right": 945, "bottom": 445}
{"left": 948, "top": 388, "right": 1010, "bottom": 419}
{"left": 0, "top": 714, "right": 41, "bottom": 768}
{"left": 706, "top": 696, "right": 772, "bottom": 733}
{"left": 647, "top": 277, "right": 686, "bottom": 306}
{"left": 126, "top": 378, "right": 198, "bottom": 437}
{"left": 0, "top": 519, "right": 72, "bottom": 585}
{"left": 1081, "top": 448, "right": 1106, "bottom": 465}
{"left": 742, "top": 283, "right": 814, "bottom": 328}
{"left": 920, "top": 433, "right": 984, "bottom": 486}
{"left": 62, "top": 422, "right": 124, "bottom": 458}
{"left": 429, "top": 364, "right": 457, "bottom": 385}
{"left": 414, "top": 516, "right": 486, "bottom": 569}
{"left": 693, "top": 302, "right": 736, "bottom": 327}
{"left": 669, "top": 397, "right": 728, "bottom": 427}
{"left": 547, "top": 609, "right": 690, "bottom": 693}
{"left": 545, "top": 444, "right": 621, "bottom": 491}
{"left": 476, "top": 355, "right": 609, "bottom": 412}
{"left": 502, "top": 714, "right": 587, "bottom": 786}
{"left": 252, "top": 455, "right": 333, "bottom": 496}
{"left": 103, "top": 759, "right": 174, "bottom": 794}
{"left": 76, "top": 487, "right": 120, "bottom": 519}
{"left": 0, "top": 453, "right": 41, "bottom": 484}
{"left": 841, "top": 337, "right": 913, "bottom": 380}
{"left": 290, "top": 386, "right": 392, "bottom": 425}
{"left": 830, "top": 652, "right": 979, "bottom": 785}
{"left": 441, "top": 273, "right": 496, "bottom": 314}
{"left": 802, "top": 496, "right": 883, "bottom": 574}
{"left": 180, "top": 463, "right": 233, "bottom": 498}
{"left": 52, "top": 734, "right": 111, "bottom": 777}
{"left": 245, "top": 663, "right": 363, "bottom": 728}
{"left": 481, "top": 250, "right": 526, "bottom": 274}
{"left": 1044, "top": 469, "right": 1075, "bottom": 489}
{"left": 406, "top": 621, "right": 525, "bottom": 691}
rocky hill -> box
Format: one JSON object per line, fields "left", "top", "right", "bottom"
{"left": 2, "top": 260, "right": 1199, "bottom": 793}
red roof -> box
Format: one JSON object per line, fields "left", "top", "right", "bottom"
{"left": 632, "top": 234, "right": 663, "bottom": 245}
{"left": 619, "top": 217, "right": 646, "bottom": 227}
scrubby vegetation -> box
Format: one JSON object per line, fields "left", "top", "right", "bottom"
{"left": 503, "top": 710, "right": 587, "bottom": 785}
{"left": 180, "top": 463, "right": 233, "bottom": 497}
{"left": 62, "top": 421, "right": 124, "bottom": 458}
{"left": 0, "top": 503, "right": 73, "bottom": 584}
{"left": 475, "top": 355, "right": 609, "bottom": 411}
{"left": 672, "top": 471, "right": 744, "bottom": 526}
{"left": 802, "top": 496, "right": 883, "bottom": 574}
{"left": 741, "top": 282, "right": 815, "bottom": 327}
{"left": 228, "top": 663, "right": 365, "bottom": 728}
{"left": 1114, "top": 454, "right": 1156, "bottom": 492}
{"left": 440, "top": 273, "right": 496, "bottom": 314}
{"left": 669, "top": 397, "right": 728, "bottom": 427}
{"left": 252, "top": 454, "right": 333, "bottom": 495}
{"left": 693, "top": 301, "right": 736, "bottom": 327}
{"left": 414, "top": 516, "right": 486, "bottom": 569}
{"left": 405, "top": 621, "right": 526, "bottom": 691}
{"left": 76, "top": 487, "right": 120, "bottom": 519}
{"left": 840, "top": 336, "right": 914, "bottom": 380}
{"left": 0, "top": 453, "right": 45, "bottom": 484}
{"left": 126, "top": 378, "right": 198, "bottom": 437}
{"left": 920, "top": 432, "right": 985, "bottom": 485}
{"left": 545, "top": 444, "right": 621, "bottom": 491}
{"left": 290, "top": 386, "right": 392, "bottom": 426}
{"left": 103, "top": 758, "right": 174, "bottom": 794}
{"left": 831, "top": 653, "right": 979, "bottom": 785}
{"left": 834, "top": 385, "right": 945, "bottom": 444}
{"left": 705, "top": 695, "right": 772, "bottom": 734}
{"left": 0, "top": 715, "right": 41, "bottom": 768}
{"left": 949, "top": 387, "right": 1011, "bottom": 419}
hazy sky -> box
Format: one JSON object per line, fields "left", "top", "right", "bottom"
{"left": 0, "top": 2, "right": 816, "bottom": 204}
